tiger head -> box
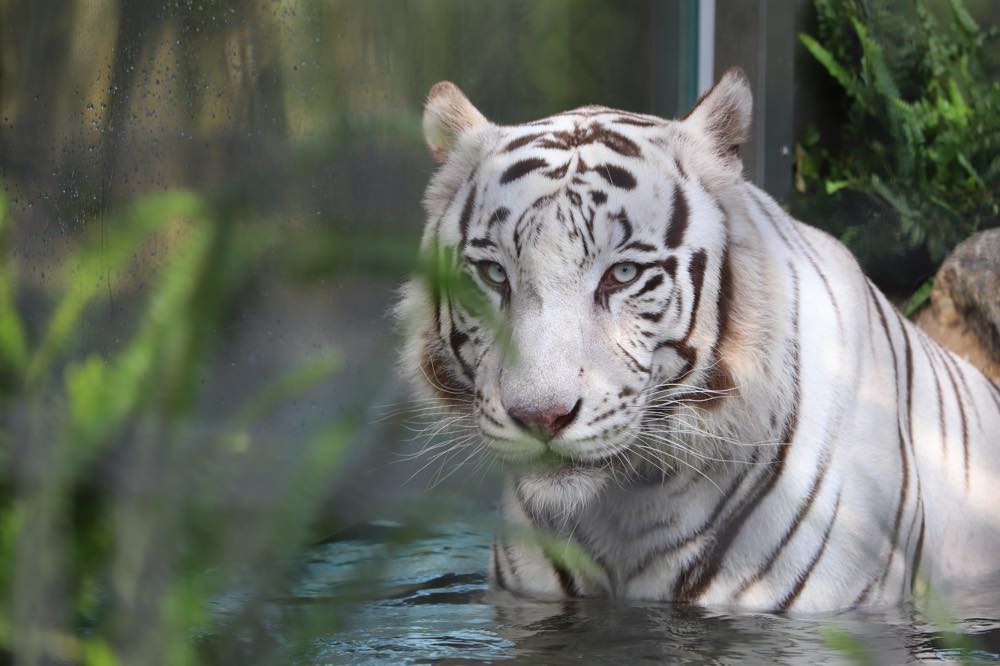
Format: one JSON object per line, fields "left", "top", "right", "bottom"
{"left": 399, "top": 69, "right": 775, "bottom": 508}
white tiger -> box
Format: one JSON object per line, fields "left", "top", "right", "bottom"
{"left": 397, "top": 68, "right": 1000, "bottom": 611}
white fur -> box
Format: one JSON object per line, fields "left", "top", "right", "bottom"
{"left": 398, "top": 71, "right": 1000, "bottom": 611}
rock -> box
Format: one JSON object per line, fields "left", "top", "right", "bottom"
{"left": 916, "top": 228, "right": 1000, "bottom": 384}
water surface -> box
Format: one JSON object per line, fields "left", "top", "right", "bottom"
{"left": 269, "top": 520, "right": 1000, "bottom": 664}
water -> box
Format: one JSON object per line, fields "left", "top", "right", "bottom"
{"left": 267, "top": 520, "right": 1000, "bottom": 665}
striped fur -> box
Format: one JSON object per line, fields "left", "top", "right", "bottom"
{"left": 397, "top": 70, "right": 1000, "bottom": 611}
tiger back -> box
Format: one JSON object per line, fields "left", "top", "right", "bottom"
{"left": 397, "top": 69, "right": 1000, "bottom": 611}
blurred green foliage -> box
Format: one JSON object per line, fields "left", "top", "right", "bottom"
{"left": 793, "top": 0, "right": 1000, "bottom": 290}
{"left": 0, "top": 184, "right": 357, "bottom": 664}
{"left": 0, "top": 2, "right": 687, "bottom": 661}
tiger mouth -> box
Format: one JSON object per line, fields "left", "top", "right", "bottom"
{"left": 510, "top": 439, "right": 680, "bottom": 486}
{"left": 484, "top": 428, "right": 643, "bottom": 473}
{"left": 516, "top": 442, "right": 633, "bottom": 472}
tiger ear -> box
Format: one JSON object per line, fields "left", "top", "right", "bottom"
{"left": 682, "top": 67, "right": 752, "bottom": 164}
{"left": 423, "top": 81, "right": 489, "bottom": 163}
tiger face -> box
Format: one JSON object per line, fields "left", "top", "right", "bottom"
{"left": 401, "top": 71, "right": 758, "bottom": 500}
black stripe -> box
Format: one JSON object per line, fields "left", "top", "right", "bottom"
{"left": 481, "top": 410, "right": 505, "bottom": 428}
{"left": 595, "top": 163, "right": 637, "bottom": 190}
{"left": 612, "top": 116, "right": 656, "bottom": 127}
{"left": 673, "top": 159, "right": 688, "bottom": 181}
{"left": 910, "top": 505, "right": 926, "bottom": 594}
{"left": 900, "top": 317, "right": 916, "bottom": 455}
{"left": 500, "top": 157, "right": 548, "bottom": 184}
{"left": 936, "top": 344, "right": 970, "bottom": 488}
{"left": 551, "top": 560, "right": 578, "bottom": 597}
{"left": 492, "top": 542, "right": 508, "bottom": 590}
{"left": 749, "top": 189, "right": 844, "bottom": 334}
{"left": 612, "top": 208, "right": 633, "bottom": 249}
{"left": 701, "top": 226, "right": 735, "bottom": 408}
{"left": 458, "top": 186, "right": 477, "bottom": 250}
{"left": 917, "top": 334, "right": 948, "bottom": 458}
{"left": 672, "top": 441, "right": 792, "bottom": 602}
{"left": 901, "top": 490, "right": 922, "bottom": 599}
{"left": 988, "top": 379, "right": 1000, "bottom": 413}
{"left": 661, "top": 256, "right": 677, "bottom": 279}
{"left": 500, "top": 542, "right": 520, "bottom": 589}
{"left": 782, "top": 263, "right": 802, "bottom": 444}
{"left": 796, "top": 233, "right": 844, "bottom": 334}
{"left": 868, "top": 286, "right": 910, "bottom": 593}
{"left": 734, "top": 445, "right": 831, "bottom": 600}
{"left": 670, "top": 264, "right": 801, "bottom": 602}
{"left": 546, "top": 161, "right": 570, "bottom": 179}
{"left": 502, "top": 132, "right": 546, "bottom": 152}
{"left": 468, "top": 237, "right": 495, "bottom": 249}
{"left": 651, "top": 250, "right": 708, "bottom": 382}
{"left": 750, "top": 189, "right": 794, "bottom": 248}
{"left": 664, "top": 185, "right": 689, "bottom": 248}
{"left": 446, "top": 302, "right": 475, "bottom": 381}
{"left": 622, "top": 240, "right": 658, "bottom": 253}
{"left": 511, "top": 206, "right": 534, "bottom": 258}
{"left": 854, "top": 579, "right": 876, "bottom": 607}
{"left": 634, "top": 273, "right": 664, "bottom": 297}
{"left": 488, "top": 207, "right": 511, "bottom": 226}
{"left": 776, "top": 490, "right": 842, "bottom": 611}
{"left": 948, "top": 353, "right": 982, "bottom": 427}
{"left": 896, "top": 316, "right": 925, "bottom": 583}
{"left": 594, "top": 127, "right": 641, "bottom": 157}
{"left": 616, "top": 342, "right": 650, "bottom": 375}
{"left": 684, "top": 250, "right": 708, "bottom": 338}
{"left": 623, "top": 449, "right": 759, "bottom": 583}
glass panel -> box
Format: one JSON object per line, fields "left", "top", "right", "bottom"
{"left": 0, "top": 2, "right": 699, "bottom": 662}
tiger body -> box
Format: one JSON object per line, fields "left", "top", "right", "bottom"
{"left": 398, "top": 70, "right": 1000, "bottom": 611}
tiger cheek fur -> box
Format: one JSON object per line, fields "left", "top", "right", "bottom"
{"left": 396, "top": 71, "right": 1000, "bottom": 611}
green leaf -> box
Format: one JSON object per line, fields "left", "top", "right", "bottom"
{"left": 948, "top": 0, "right": 979, "bottom": 35}
{"left": 230, "top": 351, "right": 342, "bottom": 430}
{"left": 502, "top": 525, "right": 608, "bottom": 589}
{"left": 824, "top": 179, "right": 851, "bottom": 195}
{"left": 83, "top": 640, "right": 120, "bottom": 666}
{"left": 870, "top": 175, "right": 917, "bottom": 220}
{"left": 0, "top": 187, "right": 28, "bottom": 385}
{"left": 27, "top": 190, "right": 208, "bottom": 388}
{"left": 799, "top": 34, "right": 864, "bottom": 105}
{"left": 902, "top": 279, "right": 934, "bottom": 318}
{"left": 956, "top": 152, "right": 984, "bottom": 187}
{"left": 820, "top": 626, "right": 878, "bottom": 666}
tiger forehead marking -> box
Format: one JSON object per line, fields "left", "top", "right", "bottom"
{"left": 399, "top": 72, "right": 1000, "bottom": 612}
{"left": 474, "top": 115, "right": 686, "bottom": 262}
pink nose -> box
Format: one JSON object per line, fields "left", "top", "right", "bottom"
{"left": 507, "top": 400, "right": 582, "bottom": 440}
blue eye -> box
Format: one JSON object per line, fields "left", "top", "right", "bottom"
{"left": 599, "top": 262, "right": 641, "bottom": 292}
{"left": 478, "top": 261, "right": 508, "bottom": 286}
{"left": 610, "top": 262, "right": 638, "bottom": 284}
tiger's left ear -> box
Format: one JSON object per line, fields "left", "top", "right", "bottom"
{"left": 682, "top": 67, "right": 753, "bottom": 165}
{"left": 423, "top": 81, "right": 489, "bottom": 163}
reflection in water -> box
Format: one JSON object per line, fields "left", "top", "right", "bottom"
{"left": 249, "top": 521, "right": 1000, "bottom": 664}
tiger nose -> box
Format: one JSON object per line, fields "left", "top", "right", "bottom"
{"left": 506, "top": 399, "right": 582, "bottom": 441}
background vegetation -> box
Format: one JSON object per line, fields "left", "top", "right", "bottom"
{"left": 793, "top": 0, "right": 1000, "bottom": 294}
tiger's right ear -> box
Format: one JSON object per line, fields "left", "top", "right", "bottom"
{"left": 423, "top": 82, "right": 489, "bottom": 163}
{"left": 681, "top": 67, "right": 753, "bottom": 166}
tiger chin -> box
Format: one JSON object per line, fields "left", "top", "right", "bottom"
{"left": 396, "top": 69, "right": 1000, "bottom": 612}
